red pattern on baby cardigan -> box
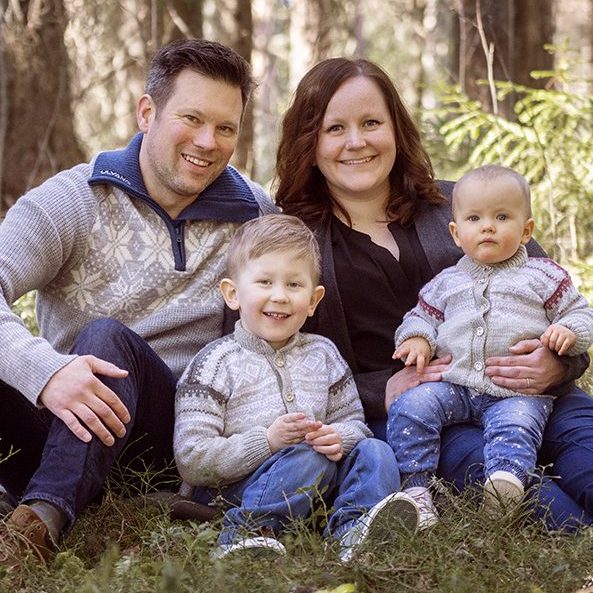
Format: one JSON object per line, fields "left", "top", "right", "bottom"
{"left": 418, "top": 295, "right": 444, "bottom": 322}
{"left": 545, "top": 276, "right": 571, "bottom": 310}
{"left": 530, "top": 257, "right": 572, "bottom": 310}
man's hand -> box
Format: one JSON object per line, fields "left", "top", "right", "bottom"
{"left": 540, "top": 324, "right": 577, "bottom": 356}
{"left": 485, "top": 338, "right": 567, "bottom": 394}
{"left": 305, "top": 424, "right": 343, "bottom": 461}
{"left": 40, "top": 356, "right": 130, "bottom": 446}
{"left": 385, "top": 354, "right": 452, "bottom": 412}
{"left": 266, "top": 412, "right": 321, "bottom": 453}
{"left": 393, "top": 337, "right": 432, "bottom": 373}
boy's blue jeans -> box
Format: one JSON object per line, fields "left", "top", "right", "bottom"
{"left": 191, "top": 439, "right": 400, "bottom": 545}
{"left": 386, "top": 381, "right": 553, "bottom": 488}
{"left": 0, "top": 319, "right": 178, "bottom": 532}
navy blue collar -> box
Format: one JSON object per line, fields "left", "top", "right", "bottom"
{"left": 88, "top": 132, "right": 259, "bottom": 222}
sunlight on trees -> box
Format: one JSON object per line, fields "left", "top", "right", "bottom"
{"left": 3, "top": 0, "right": 593, "bottom": 275}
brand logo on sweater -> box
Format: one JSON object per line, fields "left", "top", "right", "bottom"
{"left": 100, "top": 170, "right": 132, "bottom": 186}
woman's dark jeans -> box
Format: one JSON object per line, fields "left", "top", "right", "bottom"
{"left": 0, "top": 318, "right": 177, "bottom": 531}
{"left": 372, "top": 386, "right": 593, "bottom": 533}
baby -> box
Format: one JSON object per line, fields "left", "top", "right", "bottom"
{"left": 387, "top": 164, "right": 593, "bottom": 524}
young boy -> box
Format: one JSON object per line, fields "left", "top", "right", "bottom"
{"left": 387, "top": 165, "right": 593, "bottom": 524}
{"left": 174, "top": 214, "right": 419, "bottom": 561}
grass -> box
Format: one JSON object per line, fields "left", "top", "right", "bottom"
{"left": 1, "top": 482, "right": 593, "bottom": 593}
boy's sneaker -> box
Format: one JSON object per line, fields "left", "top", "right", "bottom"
{"left": 338, "top": 491, "right": 420, "bottom": 563}
{"left": 483, "top": 470, "right": 524, "bottom": 511}
{"left": 403, "top": 486, "right": 439, "bottom": 530}
{"left": 212, "top": 536, "right": 286, "bottom": 560}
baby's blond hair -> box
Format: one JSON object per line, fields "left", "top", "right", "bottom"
{"left": 452, "top": 165, "right": 532, "bottom": 218}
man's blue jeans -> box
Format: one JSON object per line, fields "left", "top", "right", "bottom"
{"left": 0, "top": 319, "right": 177, "bottom": 531}
{"left": 387, "top": 381, "right": 553, "bottom": 488}
{"left": 191, "top": 439, "right": 400, "bottom": 545}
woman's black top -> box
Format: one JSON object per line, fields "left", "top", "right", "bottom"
{"left": 331, "top": 215, "right": 434, "bottom": 374}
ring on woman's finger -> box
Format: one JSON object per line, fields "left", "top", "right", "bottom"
{"left": 525, "top": 377, "right": 532, "bottom": 389}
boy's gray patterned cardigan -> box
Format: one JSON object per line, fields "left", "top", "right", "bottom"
{"left": 174, "top": 321, "right": 371, "bottom": 488}
{"left": 0, "top": 133, "right": 276, "bottom": 405}
{"left": 395, "top": 245, "right": 593, "bottom": 398}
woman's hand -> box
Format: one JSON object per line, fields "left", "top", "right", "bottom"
{"left": 485, "top": 338, "right": 567, "bottom": 394}
{"left": 384, "top": 354, "right": 451, "bottom": 412}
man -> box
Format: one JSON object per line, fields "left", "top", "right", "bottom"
{"left": 0, "top": 38, "right": 275, "bottom": 566}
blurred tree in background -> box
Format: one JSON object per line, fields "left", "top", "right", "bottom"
{"left": 2, "top": 0, "right": 593, "bottom": 278}
{"left": 0, "top": 0, "right": 85, "bottom": 212}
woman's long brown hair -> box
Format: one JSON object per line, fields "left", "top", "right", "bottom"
{"left": 274, "top": 58, "right": 444, "bottom": 226}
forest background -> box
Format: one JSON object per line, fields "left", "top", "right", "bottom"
{"left": 3, "top": 3, "right": 593, "bottom": 592}
{"left": 2, "top": 0, "right": 593, "bottom": 274}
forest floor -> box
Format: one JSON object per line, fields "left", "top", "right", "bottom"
{"left": 2, "top": 365, "right": 593, "bottom": 593}
{"left": 1, "top": 471, "right": 593, "bottom": 593}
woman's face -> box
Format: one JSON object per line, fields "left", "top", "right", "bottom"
{"left": 315, "top": 76, "right": 396, "bottom": 207}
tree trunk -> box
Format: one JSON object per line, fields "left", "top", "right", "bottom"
{"left": 168, "top": 0, "right": 203, "bottom": 41}
{"left": 513, "top": 0, "right": 554, "bottom": 86}
{"left": 453, "top": 0, "right": 555, "bottom": 116}
{"left": 1, "top": 0, "right": 85, "bottom": 214}
{"left": 231, "top": 0, "right": 254, "bottom": 177}
{"left": 307, "top": 0, "right": 335, "bottom": 62}
{"left": 145, "top": 0, "right": 203, "bottom": 53}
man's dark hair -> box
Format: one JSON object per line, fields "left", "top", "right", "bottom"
{"left": 145, "top": 39, "right": 255, "bottom": 113}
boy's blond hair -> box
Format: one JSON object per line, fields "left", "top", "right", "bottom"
{"left": 226, "top": 214, "right": 321, "bottom": 283}
{"left": 452, "top": 164, "right": 532, "bottom": 217}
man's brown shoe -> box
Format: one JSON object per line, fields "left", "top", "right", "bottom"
{"left": 0, "top": 505, "right": 56, "bottom": 568}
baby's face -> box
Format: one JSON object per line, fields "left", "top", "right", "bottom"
{"left": 449, "top": 176, "right": 534, "bottom": 265}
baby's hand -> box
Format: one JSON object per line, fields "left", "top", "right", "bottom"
{"left": 393, "top": 337, "right": 431, "bottom": 373}
{"left": 540, "top": 324, "right": 577, "bottom": 356}
{"left": 305, "top": 424, "right": 343, "bottom": 461}
{"left": 266, "top": 412, "right": 322, "bottom": 453}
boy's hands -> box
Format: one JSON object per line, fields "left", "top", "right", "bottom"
{"left": 540, "top": 324, "right": 577, "bottom": 356}
{"left": 305, "top": 424, "right": 343, "bottom": 461}
{"left": 266, "top": 413, "right": 343, "bottom": 461}
{"left": 266, "top": 412, "right": 322, "bottom": 453}
{"left": 393, "top": 337, "right": 432, "bottom": 373}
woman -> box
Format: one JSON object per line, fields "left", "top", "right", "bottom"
{"left": 275, "top": 57, "right": 593, "bottom": 531}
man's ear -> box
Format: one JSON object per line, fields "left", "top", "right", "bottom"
{"left": 220, "top": 278, "right": 240, "bottom": 311}
{"left": 521, "top": 218, "right": 536, "bottom": 245}
{"left": 307, "top": 285, "right": 325, "bottom": 317}
{"left": 448, "top": 221, "right": 462, "bottom": 248}
{"left": 136, "top": 95, "right": 155, "bottom": 133}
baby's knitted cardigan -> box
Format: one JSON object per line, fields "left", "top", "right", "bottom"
{"left": 395, "top": 245, "right": 593, "bottom": 398}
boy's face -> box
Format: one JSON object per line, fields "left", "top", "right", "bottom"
{"left": 448, "top": 176, "right": 535, "bottom": 265}
{"left": 220, "top": 250, "right": 325, "bottom": 350}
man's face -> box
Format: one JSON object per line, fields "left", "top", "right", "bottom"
{"left": 137, "top": 69, "right": 243, "bottom": 219}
